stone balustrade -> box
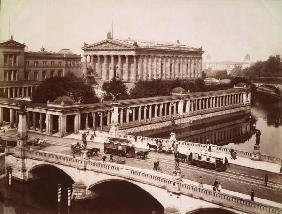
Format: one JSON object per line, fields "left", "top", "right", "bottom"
{"left": 11, "top": 148, "right": 282, "bottom": 214}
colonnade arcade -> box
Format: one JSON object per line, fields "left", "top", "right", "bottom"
{"left": 85, "top": 54, "right": 202, "bottom": 82}
{"left": 0, "top": 85, "right": 38, "bottom": 98}
{"left": 0, "top": 89, "right": 250, "bottom": 137}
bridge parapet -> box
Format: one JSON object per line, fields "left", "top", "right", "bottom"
{"left": 7, "top": 148, "right": 282, "bottom": 214}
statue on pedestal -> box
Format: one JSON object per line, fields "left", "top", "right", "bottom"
{"left": 252, "top": 129, "right": 262, "bottom": 161}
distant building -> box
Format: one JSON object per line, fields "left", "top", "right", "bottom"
{"left": 204, "top": 54, "right": 252, "bottom": 75}
{"left": 82, "top": 33, "right": 204, "bottom": 83}
{"left": 0, "top": 36, "right": 82, "bottom": 99}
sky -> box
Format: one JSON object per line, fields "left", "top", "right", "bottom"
{"left": 0, "top": 0, "right": 282, "bottom": 62}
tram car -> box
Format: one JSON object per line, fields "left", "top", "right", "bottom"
{"left": 178, "top": 148, "right": 227, "bottom": 172}
{"left": 104, "top": 137, "right": 149, "bottom": 159}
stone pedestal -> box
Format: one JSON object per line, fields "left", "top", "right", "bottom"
{"left": 109, "top": 102, "right": 120, "bottom": 137}
{"left": 169, "top": 132, "right": 176, "bottom": 141}
{"left": 72, "top": 182, "right": 87, "bottom": 200}
{"left": 251, "top": 144, "right": 261, "bottom": 161}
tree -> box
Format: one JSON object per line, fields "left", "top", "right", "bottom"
{"left": 102, "top": 78, "right": 128, "bottom": 100}
{"left": 31, "top": 72, "right": 99, "bottom": 104}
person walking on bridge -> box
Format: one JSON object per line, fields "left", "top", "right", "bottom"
{"left": 250, "top": 189, "right": 255, "bottom": 201}
{"left": 264, "top": 174, "right": 269, "bottom": 187}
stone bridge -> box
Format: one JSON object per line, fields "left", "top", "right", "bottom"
{"left": 5, "top": 147, "right": 282, "bottom": 214}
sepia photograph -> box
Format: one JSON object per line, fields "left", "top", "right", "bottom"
{"left": 0, "top": 0, "right": 282, "bottom": 213}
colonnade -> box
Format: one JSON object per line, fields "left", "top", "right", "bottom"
{"left": 0, "top": 86, "right": 37, "bottom": 98}
{"left": 85, "top": 54, "right": 202, "bottom": 82}
{"left": 0, "top": 90, "right": 250, "bottom": 137}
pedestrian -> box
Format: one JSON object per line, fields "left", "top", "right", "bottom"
{"left": 214, "top": 178, "right": 219, "bottom": 187}
{"left": 199, "top": 176, "right": 203, "bottom": 188}
{"left": 250, "top": 189, "right": 255, "bottom": 201}
{"left": 225, "top": 157, "right": 229, "bottom": 166}
{"left": 280, "top": 164, "right": 282, "bottom": 173}
{"left": 208, "top": 144, "right": 211, "bottom": 152}
{"left": 109, "top": 154, "right": 114, "bottom": 162}
{"left": 175, "top": 156, "right": 180, "bottom": 169}
{"left": 134, "top": 135, "right": 137, "bottom": 142}
{"left": 264, "top": 174, "right": 268, "bottom": 187}
{"left": 212, "top": 185, "right": 217, "bottom": 191}
{"left": 102, "top": 155, "right": 106, "bottom": 162}
{"left": 230, "top": 148, "right": 234, "bottom": 159}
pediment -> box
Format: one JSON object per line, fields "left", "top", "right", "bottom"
{"left": 84, "top": 40, "right": 134, "bottom": 50}
{"left": 0, "top": 39, "right": 26, "bottom": 49}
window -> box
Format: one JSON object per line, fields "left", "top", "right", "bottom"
{"left": 34, "top": 71, "right": 38, "bottom": 80}
{"left": 51, "top": 61, "right": 54, "bottom": 66}
{"left": 50, "top": 70, "right": 54, "bottom": 78}
{"left": 13, "top": 55, "right": 17, "bottom": 65}
{"left": 4, "top": 55, "right": 8, "bottom": 66}
{"left": 42, "top": 70, "right": 46, "bottom": 80}
{"left": 25, "top": 61, "right": 29, "bottom": 67}
{"left": 58, "top": 62, "right": 62, "bottom": 67}
{"left": 58, "top": 70, "right": 63, "bottom": 77}
{"left": 43, "top": 61, "right": 47, "bottom": 66}
{"left": 4, "top": 71, "right": 8, "bottom": 80}
{"left": 24, "top": 71, "right": 29, "bottom": 80}
{"left": 34, "top": 61, "right": 38, "bottom": 67}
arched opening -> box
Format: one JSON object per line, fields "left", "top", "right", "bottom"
{"left": 28, "top": 164, "right": 74, "bottom": 210}
{"left": 189, "top": 208, "right": 237, "bottom": 214}
{"left": 83, "top": 179, "right": 164, "bottom": 214}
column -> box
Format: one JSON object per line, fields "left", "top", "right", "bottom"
{"left": 160, "top": 104, "right": 163, "bottom": 116}
{"left": 178, "top": 100, "right": 184, "bottom": 115}
{"left": 148, "top": 56, "right": 152, "bottom": 80}
{"left": 39, "top": 113, "right": 43, "bottom": 132}
{"left": 74, "top": 114, "right": 80, "bottom": 134}
{"left": 118, "top": 55, "right": 121, "bottom": 79}
{"left": 133, "top": 56, "right": 137, "bottom": 81}
{"left": 168, "top": 57, "right": 171, "bottom": 79}
{"left": 32, "top": 112, "right": 36, "bottom": 130}
{"left": 103, "top": 55, "right": 108, "bottom": 80}
{"left": 164, "top": 103, "right": 167, "bottom": 116}
{"left": 138, "top": 56, "right": 143, "bottom": 80}
{"left": 173, "top": 103, "right": 177, "bottom": 116}
{"left": 149, "top": 105, "right": 152, "bottom": 121}
{"left": 46, "top": 114, "right": 53, "bottom": 135}
{"left": 180, "top": 57, "right": 183, "bottom": 79}
{"left": 99, "top": 112, "right": 103, "bottom": 130}
{"left": 125, "top": 55, "right": 129, "bottom": 81}
{"left": 58, "top": 115, "right": 66, "bottom": 137}
{"left": 110, "top": 55, "right": 114, "bottom": 80}
{"left": 0, "top": 107, "right": 3, "bottom": 124}
{"left": 132, "top": 107, "right": 136, "bottom": 122}
{"left": 107, "top": 111, "right": 111, "bottom": 126}
{"left": 185, "top": 100, "right": 190, "bottom": 114}
{"left": 119, "top": 109, "right": 123, "bottom": 125}
{"left": 85, "top": 113, "right": 89, "bottom": 129}
{"left": 96, "top": 55, "right": 101, "bottom": 77}
{"left": 143, "top": 55, "right": 148, "bottom": 80}
{"left": 144, "top": 106, "right": 147, "bottom": 121}
{"left": 154, "top": 105, "right": 158, "bottom": 118}
{"left": 138, "top": 106, "right": 141, "bottom": 122}
{"left": 92, "top": 112, "right": 96, "bottom": 130}
{"left": 126, "top": 108, "right": 130, "bottom": 124}
{"left": 154, "top": 56, "right": 157, "bottom": 79}
{"left": 159, "top": 56, "right": 162, "bottom": 79}
{"left": 10, "top": 109, "right": 15, "bottom": 128}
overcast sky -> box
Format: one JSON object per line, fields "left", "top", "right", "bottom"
{"left": 0, "top": 0, "right": 282, "bottom": 61}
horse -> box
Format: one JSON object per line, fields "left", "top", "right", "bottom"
{"left": 147, "top": 143, "right": 157, "bottom": 151}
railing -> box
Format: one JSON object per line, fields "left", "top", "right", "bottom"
{"left": 12, "top": 148, "right": 282, "bottom": 214}
{"left": 111, "top": 132, "right": 282, "bottom": 165}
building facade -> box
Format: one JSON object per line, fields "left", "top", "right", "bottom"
{"left": 82, "top": 33, "right": 204, "bottom": 83}
{"left": 0, "top": 36, "right": 82, "bottom": 99}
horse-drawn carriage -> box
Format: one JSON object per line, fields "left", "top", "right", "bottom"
{"left": 104, "top": 137, "right": 149, "bottom": 159}
{"left": 71, "top": 142, "right": 100, "bottom": 158}
{"left": 26, "top": 138, "right": 46, "bottom": 147}
{"left": 147, "top": 140, "right": 173, "bottom": 154}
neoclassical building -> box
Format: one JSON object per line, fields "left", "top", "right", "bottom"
{"left": 82, "top": 33, "right": 204, "bottom": 82}
{"left": 0, "top": 36, "right": 82, "bottom": 99}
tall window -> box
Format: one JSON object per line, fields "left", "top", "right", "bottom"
{"left": 34, "top": 71, "right": 38, "bottom": 80}
{"left": 25, "top": 61, "right": 29, "bottom": 67}
{"left": 24, "top": 71, "right": 29, "bottom": 80}
{"left": 4, "top": 55, "right": 8, "bottom": 66}
{"left": 4, "top": 71, "right": 8, "bottom": 80}
{"left": 50, "top": 70, "right": 55, "bottom": 78}
{"left": 58, "top": 62, "right": 62, "bottom": 67}
{"left": 43, "top": 61, "right": 47, "bottom": 66}
{"left": 51, "top": 61, "right": 54, "bottom": 66}
{"left": 58, "top": 69, "right": 63, "bottom": 77}
{"left": 13, "top": 55, "right": 17, "bottom": 65}
{"left": 42, "top": 70, "right": 46, "bottom": 80}
{"left": 34, "top": 61, "right": 38, "bottom": 67}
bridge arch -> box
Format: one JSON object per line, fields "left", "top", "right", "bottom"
{"left": 88, "top": 178, "right": 165, "bottom": 213}
{"left": 28, "top": 163, "right": 76, "bottom": 183}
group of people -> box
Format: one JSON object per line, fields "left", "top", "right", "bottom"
{"left": 153, "top": 159, "right": 160, "bottom": 171}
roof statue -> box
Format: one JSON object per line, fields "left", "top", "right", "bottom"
{"left": 107, "top": 32, "right": 113, "bottom": 40}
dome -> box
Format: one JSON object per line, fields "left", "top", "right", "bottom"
{"left": 52, "top": 96, "right": 75, "bottom": 105}
{"left": 171, "top": 87, "right": 187, "bottom": 95}
{"left": 58, "top": 48, "right": 73, "bottom": 54}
